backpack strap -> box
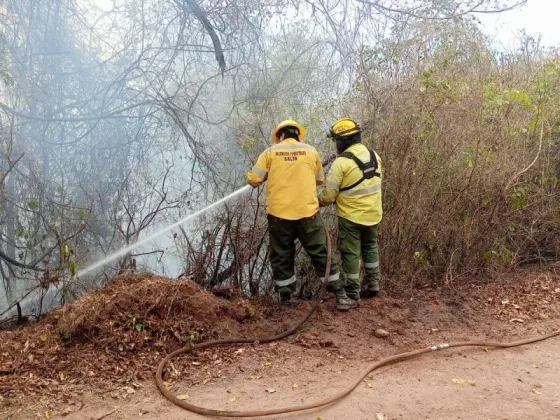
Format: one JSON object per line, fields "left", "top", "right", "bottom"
{"left": 365, "top": 148, "right": 381, "bottom": 178}
{"left": 338, "top": 149, "right": 380, "bottom": 192}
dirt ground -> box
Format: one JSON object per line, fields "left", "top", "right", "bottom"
{"left": 39, "top": 339, "right": 560, "bottom": 420}
{"left": 2, "top": 266, "right": 560, "bottom": 419}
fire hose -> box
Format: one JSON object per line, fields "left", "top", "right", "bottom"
{"left": 155, "top": 212, "right": 560, "bottom": 417}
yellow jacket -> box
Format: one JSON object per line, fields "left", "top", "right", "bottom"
{"left": 319, "top": 143, "right": 382, "bottom": 226}
{"left": 247, "top": 138, "right": 325, "bottom": 220}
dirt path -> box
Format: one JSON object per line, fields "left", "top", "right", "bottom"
{"left": 5, "top": 335, "right": 559, "bottom": 419}
{"left": 2, "top": 268, "right": 560, "bottom": 419}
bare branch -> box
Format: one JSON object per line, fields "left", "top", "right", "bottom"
{"left": 356, "top": 0, "right": 527, "bottom": 20}
{"left": 0, "top": 153, "right": 24, "bottom": 187}
{"left": 177, "top": 0, "right": 226, "bottom": 75}
{"left": 505, "top": 120, "right": 545, "bottom": 191}
{"left": 0, "top": 249, "right": 47, "bottom": 272}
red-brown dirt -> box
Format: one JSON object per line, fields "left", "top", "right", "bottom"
{"left": 1, "top": 264, "right": 560, "bottom": 419}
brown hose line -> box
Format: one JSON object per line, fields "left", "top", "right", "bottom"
{"left": 155, "top": 213, "right": 560, "bottom": 417}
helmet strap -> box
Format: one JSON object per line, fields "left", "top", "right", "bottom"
{"left": 335, "top": 133, "right": 361, "bottom": 154}
{"left": 335, "top": 138, "right": 350, "bottom": 154}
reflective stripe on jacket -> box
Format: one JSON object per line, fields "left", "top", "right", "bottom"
{"left": 319, "top": 143, "right": 382, "bottom": 226}
{"left": 247, "top": 138, "right": 325, "bottom": 220}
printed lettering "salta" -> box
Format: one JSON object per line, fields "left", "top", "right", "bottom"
{"left": 275, "top": 151, "right": 307, "bottom": 157}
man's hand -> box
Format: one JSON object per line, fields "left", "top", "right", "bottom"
{"left": 248, "top": 181, "right": 261, "bottom": 188}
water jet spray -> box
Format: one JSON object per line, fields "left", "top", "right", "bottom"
{"left": 77, "top": 185, "right": 252, "bottom": 277}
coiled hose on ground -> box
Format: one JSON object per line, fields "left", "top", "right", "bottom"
{"left": 155, "top": 212, "right": 560, "bottom": 417}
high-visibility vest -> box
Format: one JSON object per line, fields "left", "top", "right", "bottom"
{"left": 320, "top": 143, "right": 382, "bottom": 226}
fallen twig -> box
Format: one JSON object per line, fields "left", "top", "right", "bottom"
{"left": 94, "top": 407, "right": 119, "bottom": 420}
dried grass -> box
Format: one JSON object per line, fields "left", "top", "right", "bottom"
{"left": 0, "top": 273, "right": 258, "bottom": 400}
{"left": 57, "top": 273, "right": 249, "bottom": 344}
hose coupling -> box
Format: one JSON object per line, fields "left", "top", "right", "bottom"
{"left": 429, "top": 343, "right": 450, "bottom": 351}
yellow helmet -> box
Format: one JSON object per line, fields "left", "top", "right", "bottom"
{"left": 271, "top": 119, "right": 306, "bottom": 143}
{"left": 328, "top": 117, "right": 362, "bottom": 139}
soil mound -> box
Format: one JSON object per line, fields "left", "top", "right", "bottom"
{"left": 0, "top": 273, "right": 259, "bottom": 398}
{"left": 56, "top": 273, "right": 253, "bottom": 348}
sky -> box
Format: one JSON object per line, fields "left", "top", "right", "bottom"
{"left": 91, "top": 0, "right": 560, "bottom": 48}
{"left": 477, "top": 0, "right": 560, "bottom": 48}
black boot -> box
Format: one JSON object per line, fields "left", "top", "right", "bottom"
{"left": 280, "top": 291, "right": 299, "bottom": 306}
{"left": 361, "top": 284, "right": 379, "bottom": 299}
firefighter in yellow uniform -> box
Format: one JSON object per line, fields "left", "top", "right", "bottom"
{"left": 319, "top": 118, "right": 383, "bottom": 303}
{"left": 247, "top": 120, "right": 356, "bottom": 311}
